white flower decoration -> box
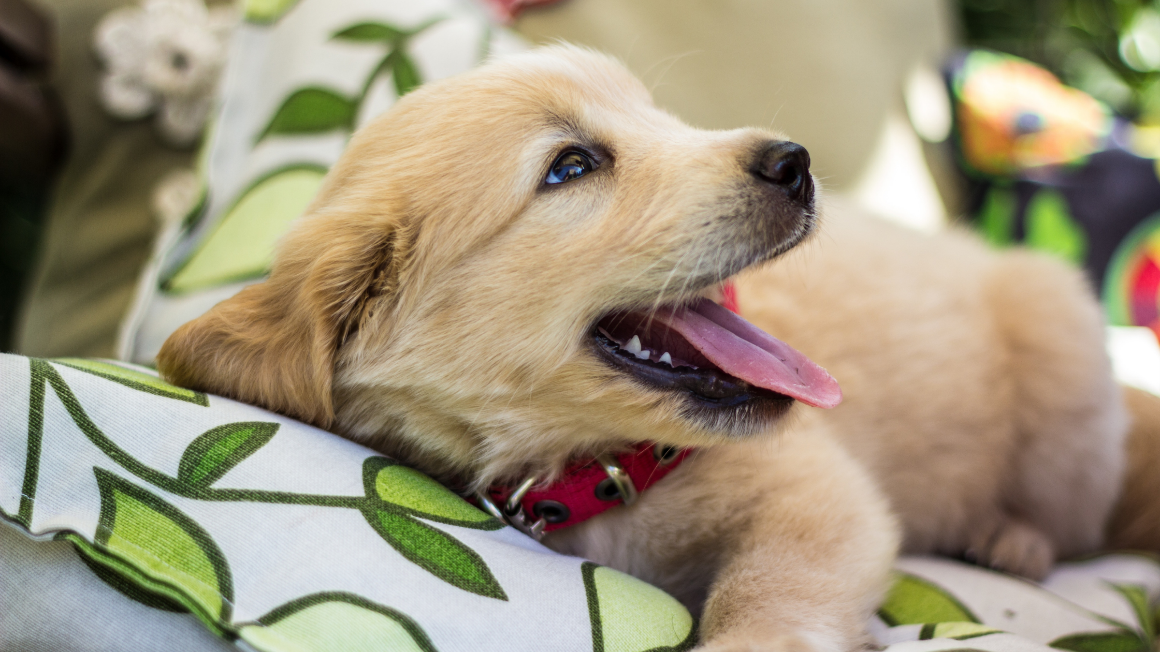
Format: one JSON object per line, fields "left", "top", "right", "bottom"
{"left": 94, "top": 0, "right": 236, "bottom": 146}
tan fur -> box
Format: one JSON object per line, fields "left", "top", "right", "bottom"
{"left": 159, "top": 46, "right": 1133, "bottom": 650}
{"left": 733, "top": 201, "right": 1129, "bottom": 579}
{"left": 1108, "top": 387, "right": 1160, "bottom": 551}
{"left": 550, "top": 414, "right": 898, "bottom": 652}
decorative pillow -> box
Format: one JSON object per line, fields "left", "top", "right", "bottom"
{"left": 4, "top": 351, "right": 1160, "bottom": 651}
{"left": 0, "top": 352, "right": 696, "bottom": 651}
{"left": 116, "top": 0, "right": 526, "bottom": 364}
{"left": 874, "top": 555, "right": 1160, "bottom": 652}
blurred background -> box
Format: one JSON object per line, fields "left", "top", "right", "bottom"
{"left": 6, "top": 0, "right": 1160, "bottom": 388}
{"left": 961, "top": 0, "right": 1160, "bottom": 122}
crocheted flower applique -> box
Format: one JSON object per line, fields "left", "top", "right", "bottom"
{"left": 94, "top": 0, "right": 236, "bottom": 146}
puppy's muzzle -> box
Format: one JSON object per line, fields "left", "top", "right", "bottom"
{"left": 752, "top": 141, "right": 813, "bottom": 205}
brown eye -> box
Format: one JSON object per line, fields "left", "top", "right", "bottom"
{"left": 546, "top": 150, "right": 596, "bottom": 184}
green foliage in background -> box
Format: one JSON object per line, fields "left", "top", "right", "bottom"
{"left": 959, "top": 0, "right": 1160, "bottom": 121}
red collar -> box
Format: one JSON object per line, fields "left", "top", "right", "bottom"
{"left": 473, "top": 443, "right": 693, "bottom": 538}
{"left": 469, "top": 281, "right": 738, "bottom": 538}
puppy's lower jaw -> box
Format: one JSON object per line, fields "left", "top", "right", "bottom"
{"left": 591, "top": 330, "right": 790, "bottom": 407}
{"left": 590, "top": 330, "right": 796, "bottom": 434}
{"left": 588, "top": 296, "right": 840, "bottom": 436}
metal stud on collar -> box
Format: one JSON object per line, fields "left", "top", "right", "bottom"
{"left": 474, "top": 455, "right": 638, "bottom": 541}
{"left": 472, "top": 491, "right": 506, "bottom": 521}
{"left": 653, "top": 444, "right": 680, "bottom": 465}
{"left": 478, "top": 474, "right": 548, "bottom": 540}
{"left": 532, "top": 500, "right": 570, "bottom": 523}
{"left": 595, "top": 454, "right": 637, "bottom": 506}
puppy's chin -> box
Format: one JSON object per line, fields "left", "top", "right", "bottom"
{"left": 677, "top": 391, "right": 797, "bottom": 437}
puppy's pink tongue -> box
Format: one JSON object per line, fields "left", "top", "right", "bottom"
{"left": 655, "top": 298, "right": 842, "bottom": 408}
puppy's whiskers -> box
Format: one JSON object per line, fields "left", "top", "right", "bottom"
{"left": 643, "top": 236, "right": 703, "bottom": 334}
{"left": 644, "top": 50, "right": 699, "bottom": 95}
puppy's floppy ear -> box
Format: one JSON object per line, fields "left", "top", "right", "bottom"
{"left": 157, "top": 211, "right": 400, "bottom": 428}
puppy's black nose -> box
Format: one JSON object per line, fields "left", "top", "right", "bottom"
{"left": 752, "top": 141, "right": 812, "bottom": 204}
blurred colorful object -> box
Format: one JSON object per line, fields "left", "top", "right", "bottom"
{"left": 951, "top": 49, "right": 1160, "bottom": 340}
{"left": 1105, "top": 215, "right": 1160, "bottom": 334}
{"left": 954, "top": 50, "right": 1113, "bottom": 176}
{"left": 480, "top": 0, "right": 563, "bottom": 22}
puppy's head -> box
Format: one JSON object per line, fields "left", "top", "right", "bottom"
{"left": 158, "top": 45, "right": 839, "bottom": 484}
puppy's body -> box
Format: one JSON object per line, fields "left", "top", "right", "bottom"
{"left": 550, "top": 199, "right": 1128, "bottom": 627}
{"left": 737, "top": 200, "right": 1127, "bottom": 578}
{"left": 159, "top": 46, "right": 1129, "bottom": 651}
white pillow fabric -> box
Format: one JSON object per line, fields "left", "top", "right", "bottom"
{"left": 3, "top": 352, "right": 1159, "bottom": 651}
{"left": 0, "top": 353, "right": 696, "bottom": 651}
{"left": 117, "top": 0, "right": 525, "bottom": 364}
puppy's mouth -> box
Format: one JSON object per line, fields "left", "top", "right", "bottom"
{"left": 591, "top": 297, "right": 841, "bottom": 413}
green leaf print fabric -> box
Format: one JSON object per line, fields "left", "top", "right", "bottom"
{"left": 3, "top": 351, "right": 1160, "bottom": 652}
{"left": 120, "top": 0, "right": 528, "bottom": 363}
{"left": 869, "top": 556, "right": 1160, "bottom": 652}
{"left": 0, "top": 353, "right": 696, "bottom": 651}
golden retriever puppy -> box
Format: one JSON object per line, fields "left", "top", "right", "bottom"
{"left": 158, "top": 45, "right": 1129, "bottom": 650}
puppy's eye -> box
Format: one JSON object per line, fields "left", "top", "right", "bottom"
{"left": 546, "top": 150, "right": 597, "bottom": 184}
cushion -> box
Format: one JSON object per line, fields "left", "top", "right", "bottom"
{"left": 117, "top": 0, "right": 526, "bottom": 364}
{"left": 0, "top": 522, "right": 236, "bottom": 652}
{"left": 3, "top": 351, "right": 1159, "bottom": 652}
{"left": 0, "top": 352, "right": 696, "bottom": 651}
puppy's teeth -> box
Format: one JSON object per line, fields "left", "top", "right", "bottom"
{"left": 625, "top": 335, "right": 642, "bottom": 355}
{"left": 636, "top": 349, "right": 651, "bottom": 360}
{"left": 659, "top": 352, "right": 672, "bottom": 365}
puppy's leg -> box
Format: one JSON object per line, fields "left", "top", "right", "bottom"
{"left": 1108, "top": 386, "right": 1160, "bottom": 551}
{"left": 983, "top": 251, "right": 1128, "bottom": 570}
{"left": 549, "top": 422, "right": 899, "bottom": 652}
{"left": 696, "top": 430, "right": 898, "bottom": 652}
{"left": 965, "top": 514, "right": 1055, "bottom": 581}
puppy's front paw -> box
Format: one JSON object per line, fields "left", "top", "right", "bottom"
{"left": 969, "top": 517, "right": 1055, "bottom": 580}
